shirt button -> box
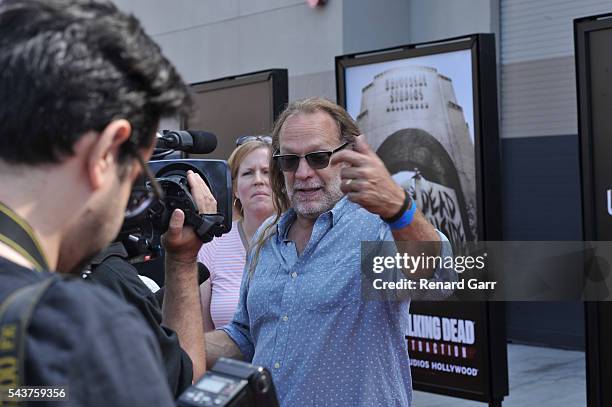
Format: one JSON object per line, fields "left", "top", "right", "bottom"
{"left": 291, "top": 272, "right": 297, "bottom": 279}
{"left": 282, "top": 315, "right": 289, "bottom": 322}
{"left": 274, "top": 362, "right": 280, "bottom": 369}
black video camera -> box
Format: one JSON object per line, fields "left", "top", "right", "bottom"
{"left": 178, "top": 358, "right": 279, "bottom": 407}
{"left": 118, "top": 130, "right": 232, "bottom": 259}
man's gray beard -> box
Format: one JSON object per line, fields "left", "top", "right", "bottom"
{"left": 291, "top": 178, "right": 344, "bottom": 219}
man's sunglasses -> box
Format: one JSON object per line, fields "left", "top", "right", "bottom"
{"left": 124, "top": 150, "right": 164, "bottom": 220}
{"left": 272, "top": 142, "right": 350, "bottom": 172}
{"left": 236, "top": 135, "right": 272, "bottom": 146}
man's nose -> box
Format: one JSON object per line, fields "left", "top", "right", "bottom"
{"left": 294, "top": 157, "right": 314, "bottom": 179}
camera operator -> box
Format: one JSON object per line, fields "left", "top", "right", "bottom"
{"left": 86, "top": 170, "right": 214, "bottom": 396}
{"left": 0, "top": 0, "right": 193, "bottom": 405}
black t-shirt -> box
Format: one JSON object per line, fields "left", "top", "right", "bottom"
{"left": 85, "top": 244, "right": 193, "bottom": 397}
{"left": 0, "top": 257, "right": 175, "bottom": 407}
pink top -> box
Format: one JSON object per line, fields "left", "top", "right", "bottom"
{"left": 198, "top": 221, "right": 246, "bottom": 328}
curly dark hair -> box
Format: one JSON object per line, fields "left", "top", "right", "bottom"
{"left": 0, "top": 0, "right": 191, "bottom": 164}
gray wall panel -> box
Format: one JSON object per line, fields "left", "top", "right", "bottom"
{"left": 501, "top": 56, "right": 577, "bottom": 138}
{"left": 289, "top": 70, "right": 336, "bottom": 102}
{"left": 151, "top": 1, "right": 343, "bottom": 84}
{"left": 408, "top": 0, "right": 496, "bottom": 43}
{"left": 114, "top": 0, "right": 343, "bottom": 97}
{"left": 114, "top": 0, "right": 242, "bottom": 36}
{"left": 500, "top": 0, "right": 612, "bottom": 139}
{"left": 114, "top": 0, "right": 306, "bottom": 36}
{"left": 238, "top": 0, "right": 306, "bottom": 17}
{"left": 342, "top": 0, "right": 411, "bottom": 54}
{"left": 501, "top": 0, "right": 611, "bottom": 64}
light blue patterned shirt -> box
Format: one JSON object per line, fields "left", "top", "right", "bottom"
{"left": 222, "top": 196, "right": 454, "bottom": 406}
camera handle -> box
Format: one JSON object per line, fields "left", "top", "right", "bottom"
{"left": 184, "top": 211, "right": 225, "bottom": 243}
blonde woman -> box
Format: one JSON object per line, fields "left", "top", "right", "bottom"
{"left": 198, "top": 136, "right": 274, "bottom": 331}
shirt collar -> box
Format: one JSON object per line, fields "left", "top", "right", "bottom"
{"left": 330, "top": 195, "right": 357, "bottom": 226}
{"left": 276, "top": 195, "right": 359, "bottom": 243}
{"left": 277, "top": 208, "right": 297, "bottom": 243}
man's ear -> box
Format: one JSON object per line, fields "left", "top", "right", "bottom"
{"left": 85, "top": 119, "right": 132, "bottom": 190}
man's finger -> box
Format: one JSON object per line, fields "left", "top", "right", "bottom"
{"left": 187, "top": 171, "right": 211, "bottom": 197}
{"left": 330, "top": 148, "right": 365, "bottom": 167}
{"left": 167, "top": 208, "right": 185, "bottom": 240}
{"left": 351, "top": 135, "right": 373, "bottom": 154}
{"left": 340, "top": 178, "right": 359, "bottom": 194}
{"left": 186, "top": 171, "right": 216, "bottom": 213}
{"left": 340, "top": 166, "right": 365, "bottom": 181}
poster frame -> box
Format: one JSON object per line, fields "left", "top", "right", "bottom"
{"left": 335, "top": 34, "right": 507, "bottom": 404}
{"left": 574, "top": 13, "right": 612, "bottom": 407}
{"left": 188, "top": 68, "right": 288, "bottom": 125}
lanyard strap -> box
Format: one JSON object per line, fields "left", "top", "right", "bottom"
{"left": 0, "top": 202, "right": 49, "bottom": 271}
{"left": 0, "top": 276, "right": 58, "bottom": 389}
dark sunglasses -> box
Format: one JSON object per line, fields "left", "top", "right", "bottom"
{"left": 124, "top": 150, "right": 164, "bottom": 220}
{"left": 273, "top": 142, "right": 350, "bottom": 172}
{"left": 236, "top": 135, "right": 272, "bottom": 146}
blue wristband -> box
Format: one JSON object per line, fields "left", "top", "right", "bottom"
{"left": 388, "top": 197, "right": 417, "bottom": 230}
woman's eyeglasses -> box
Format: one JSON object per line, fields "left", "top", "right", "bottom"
{"left": 236, "top": 135, "right": 272, "bottom": 146}
{"left": 272, "top": 142, "right": 350, "bottom": 172}
{"left": 124, "top": 150, "right": 164, "bottom": 220}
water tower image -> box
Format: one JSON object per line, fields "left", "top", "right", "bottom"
{"left": 356, "top": 66, "right": 476, "bottom": 243}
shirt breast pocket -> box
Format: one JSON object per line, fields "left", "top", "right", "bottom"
{"left": 300, "top": 257, "right": 361, "bottom": 313}
{"left": 246, "top": 264, "right": 282, "bottom": 325}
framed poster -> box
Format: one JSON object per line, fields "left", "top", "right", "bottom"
{"left": 185, "top": 69, "right": 288, "bottom": 160}
{"left": 575, "top": 13, "right": 612, "bottom": 407}
{"left": 336, "top": 34, "right": 507, "bottom": 404}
